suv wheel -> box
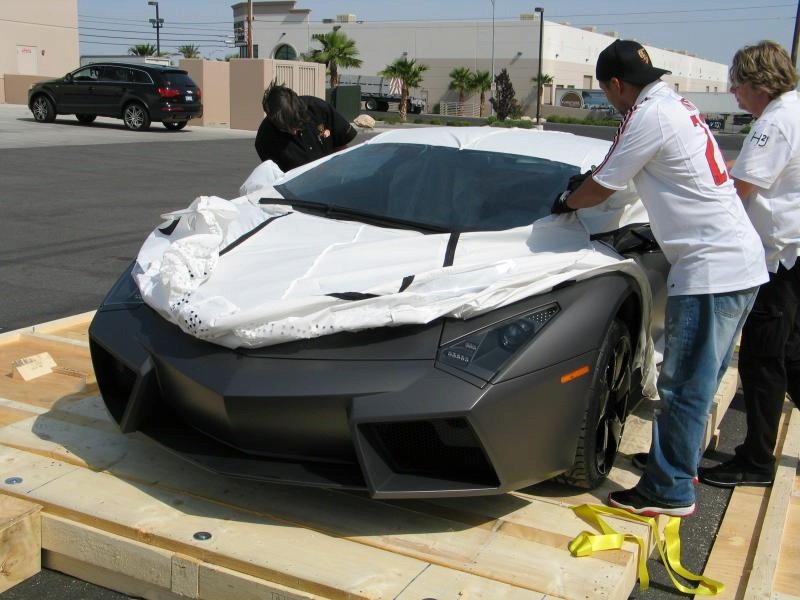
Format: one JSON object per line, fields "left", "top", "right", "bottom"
{"left": 123, "top": 102, "right": 151, "bottom": 131}
{"left": 31, "top": 95, "right": 56, "bottom": 123}
{"left": 163, "top": 121, "right": 188, "bottom": 131}
{"left": 76, "top": 114, "right": 96, "bottom": 124}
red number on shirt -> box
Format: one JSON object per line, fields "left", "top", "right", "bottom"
{"left": 690, "top": 114, "right": 728, "bottom": 185}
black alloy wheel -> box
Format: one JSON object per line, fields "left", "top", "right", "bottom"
{"left": 163, "top": 120, "right": 188, "bottom": 130}
{"left": 76, "top": 114, "right": 96, "bottom": 124}
{"left": 123, "top": 102, "right": 151, "bottom": 131}
{"left": 558, "top": 318, "right": 633, "bottom": 489}
{"left": 31, "top": 95, "right": 56, "bottom": 123}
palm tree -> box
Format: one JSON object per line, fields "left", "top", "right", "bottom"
{"left": 178, "top": 44, "right": 201, "bottom": 59}
{"left": 471, "top": 70, "right": 492, "bottom": 117}
{"left": 532, "top": 73, "right": 554, "bottom": 107}
{"left": 448, "top": 67, "right": 475, "bottom": 105}
{"left": 309, "top": 30, "right": 363, "bottom": 88}
{"left": 128, "top": 44, "right": 157, "bottom": 57}
{"left": 379, "top": 57, "right": 428, "bottom": 122}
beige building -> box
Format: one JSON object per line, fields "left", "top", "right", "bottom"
{"left": 0, "top": 0, "right": 79, "bottom": 103}
{"left": 235, "top": 1, "right": 729, "bottom": 116}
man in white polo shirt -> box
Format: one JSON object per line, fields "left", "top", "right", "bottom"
{"left": 699, "top": 41, "right": 800, "bottom": 488}
{"left": 553, "top": 39, "right": 768, "bottom": 516}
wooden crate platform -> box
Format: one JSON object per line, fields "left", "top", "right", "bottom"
{"left": 0, "top": 313, "right": 742, "bottom": 599}
{"left": 702, "top": 399, "right": 800, "bottom": 599}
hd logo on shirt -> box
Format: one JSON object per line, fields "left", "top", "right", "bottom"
{"left": 749, "top": 130, "right": 769, "bottom": 147}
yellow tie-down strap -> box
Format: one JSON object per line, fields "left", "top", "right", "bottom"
{"left": 568, "top": 504, "right": 725, "bottom": 595}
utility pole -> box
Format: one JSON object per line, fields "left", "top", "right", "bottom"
{"left": 792, "top": 0, "right": 800, "bottom": 67}
{"left": 148, "top": 1, "right": 163, "bottom": 55}
{"left": 535, "top": 7, "right": 544, "bottom": 127}
{"left": 247, "top": 0, "right": 253, "bottom": 58}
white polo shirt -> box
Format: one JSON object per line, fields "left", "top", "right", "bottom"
{"left": 593, "top": 81, "right": 768, "bottom": 296}
{"left": 730, "top": 90, "right": 800, "bottom": 273}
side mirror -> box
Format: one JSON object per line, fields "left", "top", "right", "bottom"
{"left": 64, "top": 73, "right": 73, "bottom": 82}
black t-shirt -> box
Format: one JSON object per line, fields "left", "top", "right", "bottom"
{"left": 254, "top": 96, "right": 357, "bottom": 172}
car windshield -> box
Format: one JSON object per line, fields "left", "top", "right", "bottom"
{"left": 274, "top": 143, "right": 579, "bottom": 232}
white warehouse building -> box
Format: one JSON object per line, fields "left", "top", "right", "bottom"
{"left": 233, "top": 1, "right": 729, "bottom": 116}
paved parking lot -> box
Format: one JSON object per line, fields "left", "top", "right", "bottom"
{"left": 0, "top": 103, "right": 255, "bottom": 150}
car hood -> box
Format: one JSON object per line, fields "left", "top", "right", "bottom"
{"left": 133, "top": 193, "right": 653, "bottom": 352}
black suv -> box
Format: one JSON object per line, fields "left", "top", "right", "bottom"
{"left": 28, "top": 62, "right": 203, "bottom": 131}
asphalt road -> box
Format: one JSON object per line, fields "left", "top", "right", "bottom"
{"left": 0, "top": 104, "right": 746, "bottom": 599}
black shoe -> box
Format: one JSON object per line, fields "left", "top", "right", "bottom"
{"left": 607, "top": 487, "right": 695, "bottom": 517}
{"left": 698, "top": 456, "right": 774, "bottom": 488}
{"left": 631, "top": 452, "right": 648, "bottom": 470}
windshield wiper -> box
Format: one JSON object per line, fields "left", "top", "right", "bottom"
{"left": 260, "top": 197, "right": 450, "bottom": 234}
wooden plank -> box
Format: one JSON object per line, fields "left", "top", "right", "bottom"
{"left": 0, "top": 397, "right": 638, "bottom": 599}
{"left": 700, "top": 486, "right": 769, "bottom": 600}
{"left": 0, "top": 311, "right": 94, "bottom": 345}
{"left": 0, "top": 494, "right": 42, "bottom": 593}
{"left": 0, "top": 335, "right": 95, "bottom": 408}
{"left": 774, "top": 494, "right": 800, "bottom": 596}
{"left": 743, "top": 404, "right": 800, "bottom": 599}
{"left": 704, "top": 365, "right": 740, "bottom": 451}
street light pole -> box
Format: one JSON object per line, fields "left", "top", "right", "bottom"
{"left": 534, "top": 7, "right": 544, "bottom": 127}
{"left": 148, "top": 1, "right": 162, "bottom": 55}
{"left": 490, "top": 0, "right": 496, "bottom": 116}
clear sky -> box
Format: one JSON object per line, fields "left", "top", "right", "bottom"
{"left": 77, "top": 0, "right": 797, "bottom": 67}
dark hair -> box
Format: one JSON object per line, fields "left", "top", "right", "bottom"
{"left": 261, "top": 82, "right": 309, "bottom": 133}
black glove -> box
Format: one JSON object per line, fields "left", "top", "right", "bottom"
{"left": 551, "top": 190, "right": 576, "bottom": 214}
{"left": 551, "top": 170, "right": 592, "bottom": 215}
{"left": 566, "top": 170, "right": 592, "bottom": 192}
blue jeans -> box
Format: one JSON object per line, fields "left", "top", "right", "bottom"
{"left": 637, "top": 288, "right": 758, "bottom": 506}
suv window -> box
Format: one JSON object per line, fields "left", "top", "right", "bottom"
{"left": 73, "top": 66, "right": 99, "bottom": 82}
{"left": 161, "top": 72, "right": 197, "bottom": 88}
{"left": 98, "top": 66, "right": 132, "bottom": 82}
{"left": 130, "top": 69, "right": 152, "bottom": 84}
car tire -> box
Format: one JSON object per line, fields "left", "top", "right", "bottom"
{"left": 76, "top": 114, "right": 96, "bottom": 124}
{"left": 558, "top": 318, "right": 632, "bottom": 489}
{"left": 163, "top": 121, "right": 188, "bottom": 130}
{"left": 122, "top": 102, "right": 151, "bottom": 131}
{"left": 365, "top": 98, "right": 378, "bottom": 111}
{"left": 31, "top": 95, "right": 56, "bottom": 123}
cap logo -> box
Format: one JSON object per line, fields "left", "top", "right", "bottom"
{"left": 638, "top": 48, "right": 650, "bottom": 64}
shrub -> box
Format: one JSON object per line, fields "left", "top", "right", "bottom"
{"left": 486, "top": 115, "right": 497, "bottom": 124}
{"left": 491, "top": 69, "right": 516, "bottom": 120}
{"left": 429, "top": 118, "right": 442, "bottom": 125}
{"left": 739, "top": 124, "right": 751, "bottom": 134}
{"left": 414, "top": 118, "right": 426, "bottom": 124}
{"left": 449, "top": 119, "right": 472, "bottom": 126}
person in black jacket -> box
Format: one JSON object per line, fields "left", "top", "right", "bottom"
{"left": 254, "top": 83, "right": 357, "bottom": 172}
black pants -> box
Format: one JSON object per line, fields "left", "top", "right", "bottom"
{"left": 737, "top": 260, "right": 800, "bottom": 469}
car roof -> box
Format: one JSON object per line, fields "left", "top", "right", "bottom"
{"left": 363, "top": 126, "right": 612, "bottom": 170}
{"left": 78, "top": 62, "right": 186, "bottom": 74}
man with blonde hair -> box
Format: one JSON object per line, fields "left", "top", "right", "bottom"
{"left": 699, "top": 41, "right": 800, "bottom": 488}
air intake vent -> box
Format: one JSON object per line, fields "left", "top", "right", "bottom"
{"left": 90, "top": 340, "right": 137, "bottom": 425}
{"left": 362, "top": 418, "right": 498, "bottom": 486}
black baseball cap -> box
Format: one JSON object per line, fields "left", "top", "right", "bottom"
{"left": 596, "top": 39, "right": 671, "bottom": 86}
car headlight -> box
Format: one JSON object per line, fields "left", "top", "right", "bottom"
{"left": 99, "top": 262, "right": 143, "bottom": 310}
{"left": 437, "top": 303, "right": 559, "bottom": 381}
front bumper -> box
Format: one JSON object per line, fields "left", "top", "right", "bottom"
{"left": 89, "top": 304, "right": 597, "bottom": 499}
